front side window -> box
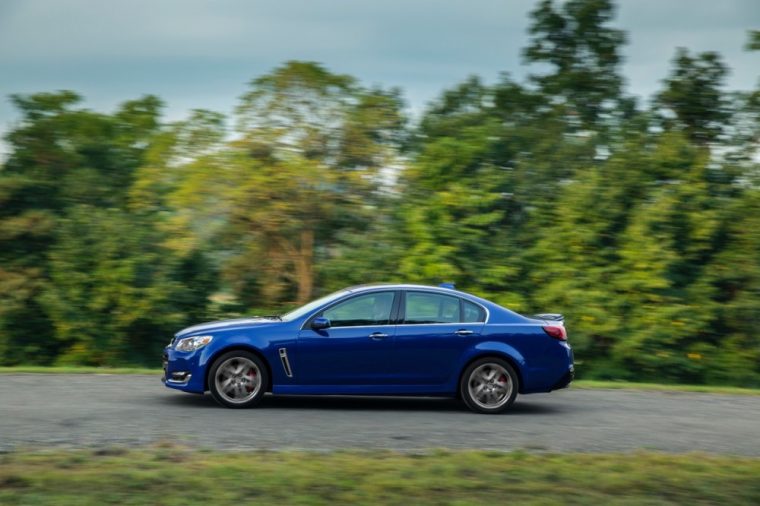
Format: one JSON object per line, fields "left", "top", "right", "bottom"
{"left": 404, "top": 292, "right": 461, "bottom": 324}
{"left": 321, "top": 292, "right": 395, "bottom": 327}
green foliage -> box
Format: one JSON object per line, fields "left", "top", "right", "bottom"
{"left": 1, "top": 1, "right": 759, "bottom": 384}
{"left": 41, "top": 206, "right": 211, "bottom": 366}
{"left": 745, "top": 30, "right": 760, "bottom": 51}
{"left": 230, "top": 61, "right": 405, "bottom": 304}
{"left": 399, "top": 127, "right": 524, "bottom": 308}
{"left": 655, "top": 48, "right": 730, "bottom": 144}
{"left": 0, "top": 93, "right": 213, "bottom": 366}
{"left": 523, "top": 0, "right": 626, "bottom": 126}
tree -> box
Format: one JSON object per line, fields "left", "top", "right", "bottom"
{"left": 0, "top": 92, "right": 163, "bottom": 365}
{"left": 745, "top": 30, "right": 760, "bottom": 51}
{"left": 227, "top": 61, "right": 405, "bottom": 304}
{"left": 401, "top": 101, "right": 529, "bottom": 301}
{"left": 698, "top": 189, "right": 760, "bottom": 385}
{"left": 655, "top": 48, "right": 729, "bottom": 145}
{"left": 525, "top": 141, "right": 650, "bottom": 378}
{"left": 42, "top": 206, "right": 212, "bottom": 365}
{"left": 403, "top": 70, "right": 603, "bottom": 311}
{"left": 129, "top": 108, "right": 229, "bottom": 251}
{"left": 523, "top": 0, "right": 626, "bottom": 127}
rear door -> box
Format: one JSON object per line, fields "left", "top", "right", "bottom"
{"left": 297, "top": 290, "right": 399, "bottom": 385}
{"left": 394, "top": 290, "right": 486, "bottom": 385}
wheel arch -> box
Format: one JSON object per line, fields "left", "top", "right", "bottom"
{"left": 457, "top": 352, "right": 525, "bottom": 395}
{"left": 204, "top": 345, "right": 274, "bottom": 392}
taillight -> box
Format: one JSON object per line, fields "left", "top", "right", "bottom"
{"left": 543, "top": 325, "right": 567, "bottom": 341}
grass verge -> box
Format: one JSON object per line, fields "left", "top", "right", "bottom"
{"left": 572, "top": 379, "right": 760, "bottom": 395}
{"left": 1, "top": 447, "right": 758, "bottom": 505}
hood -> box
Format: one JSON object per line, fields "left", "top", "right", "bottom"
{"left": 174, "top": 317, "right": 281, "bottom": 339}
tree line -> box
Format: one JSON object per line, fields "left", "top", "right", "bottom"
{"left": 1, "top": 1, "right": 759, "bottom": 385}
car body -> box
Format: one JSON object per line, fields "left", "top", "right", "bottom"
{"left": 163, "top": 283, "right": 574, "bottom": 413}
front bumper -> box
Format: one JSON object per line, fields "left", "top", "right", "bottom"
{"left": 162, "top": 346, "right": 206, "bottom": 393}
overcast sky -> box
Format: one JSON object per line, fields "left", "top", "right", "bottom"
{"left": 1, "top": 0, "right": 758, "bottom": 155}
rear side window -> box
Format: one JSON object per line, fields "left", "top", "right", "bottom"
{"left": 462, "top": 299, "right": 486, "bottom": 323}
{"left": 404, "top": 292, "right": 461, "bottom": 324}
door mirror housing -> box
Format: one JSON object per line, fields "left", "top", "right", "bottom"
{"left": 311, "top": 316, "right": 331, "bottom": 330}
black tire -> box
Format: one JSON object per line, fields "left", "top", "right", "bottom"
{"left": 208, "top": 350, "right": 269, "bottom": 409}
{"left": 460, "top": 357, "right": 519, "bottom": 414}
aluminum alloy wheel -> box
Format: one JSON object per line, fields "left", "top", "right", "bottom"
{"left": 214, "top": 357, "right": 261, "bottom": 404}
{"left": 468, "top": 363, "right": 513, "bottom": 409}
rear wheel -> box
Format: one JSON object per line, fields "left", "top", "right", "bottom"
{"left": 208, "top": 351, "right": 268, "bottom": 409}
{"left": 460, "top": 357, "right": 518, "bottom": 414}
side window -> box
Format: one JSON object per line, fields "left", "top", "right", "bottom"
{"left": 405, "top": 292, "right": 461, "bottom": 324}
{"left": 322, "top": 292, "right": 395, "bottom": 327}
{"left": 462, "top": 300, "right": 486, "bottom": 323}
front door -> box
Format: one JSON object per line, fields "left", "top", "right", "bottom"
{"left": 297, "top": 291, "right": 398, "bottom": 385}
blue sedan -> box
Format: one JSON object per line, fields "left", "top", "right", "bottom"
{"left": 163, "top": 283, "right": 574, "bottom": 413}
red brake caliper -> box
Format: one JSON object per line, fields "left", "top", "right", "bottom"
{"left": 246, "top": 369, "right": 256, "bottom": 392}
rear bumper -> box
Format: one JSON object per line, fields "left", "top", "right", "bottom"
{"left": 550, "top": 365, "right": 575, "bottom": 391}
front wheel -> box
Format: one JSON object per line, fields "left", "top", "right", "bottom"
{"left": 208, "top": 351, "right": 268, "bottom": 409}
{"left": 460, "top": 357, "right": 518, "bottom": 414}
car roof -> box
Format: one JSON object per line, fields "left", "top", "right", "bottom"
{"left": 343, "top": 283, "right": 466, "bottom": 295}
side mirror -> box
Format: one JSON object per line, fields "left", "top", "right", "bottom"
{"left": 311, "top": 316, "right": 331, "bottom": 330}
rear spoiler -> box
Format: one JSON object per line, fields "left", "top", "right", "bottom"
{"left": 533, "top": 313, "right": 564, "bottom": 324}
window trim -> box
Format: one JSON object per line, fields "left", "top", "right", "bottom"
{"left": 303, "top": 290, "right": 401, "bottom": 330}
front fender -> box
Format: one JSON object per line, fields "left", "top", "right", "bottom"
{"left": 198, "top": 332, "right": 264, "bottom": 368}
{"left": 199, "top": 329, "right": 297, "bottom": 388}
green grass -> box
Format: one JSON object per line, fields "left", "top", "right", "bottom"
{"left": 573, "top": 379, "right": 760, "bottom": 395}
{"left": 0, "top": 447, "right": 758, "bottom": 505}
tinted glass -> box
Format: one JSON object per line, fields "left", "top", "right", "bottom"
{"left": 405, "top": 292, "right": 461, "bottom": 324}
{"left": 462, "top": 299, "right": 486, "bottom": 322}
{"left": 322, "top": 292, "right": 395, "bottom": 327}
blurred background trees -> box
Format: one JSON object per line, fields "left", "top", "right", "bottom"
{"left": 1, "top": 0, "right": 758, "bottom": 385}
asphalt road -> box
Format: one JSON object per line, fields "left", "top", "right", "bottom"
{"left": 1, "top": 374, "right": 759, "bottom": 455}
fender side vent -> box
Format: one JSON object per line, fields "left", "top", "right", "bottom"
{"left": 278, "top": 347, "right": 293, "bottom": 378}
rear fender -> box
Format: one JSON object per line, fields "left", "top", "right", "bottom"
{"left": 454, "top": 342, "right": 528, "bottom": 394}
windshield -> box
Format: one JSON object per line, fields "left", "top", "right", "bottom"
{"left": 280, "top": 289, "right": 350, "bottom": 322}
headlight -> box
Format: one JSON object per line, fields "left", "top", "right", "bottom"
{"left": 175, "top": 335, "right": 213, "bottom": 352}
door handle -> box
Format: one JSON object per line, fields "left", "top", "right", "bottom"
{"left": 369, "top": 332, "right": 389, "bottom": 340}
{"left": 455, "top": 329, "right": 474, "bottom": 336}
